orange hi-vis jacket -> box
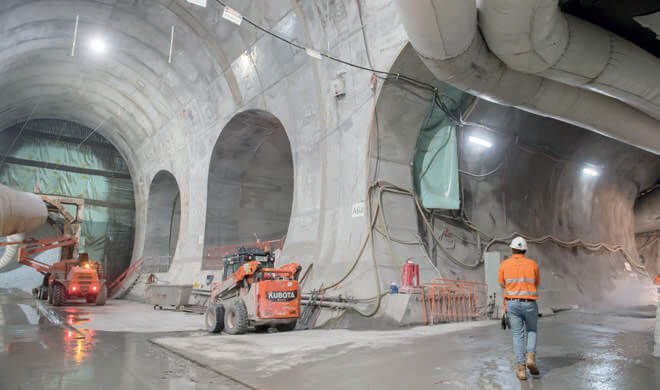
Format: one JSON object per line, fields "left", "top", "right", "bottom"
{"left": 498, "top": 254, "right": 540, "bottom": 300}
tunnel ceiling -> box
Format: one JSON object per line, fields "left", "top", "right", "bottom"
{"left": 0, "top": 0, "right": 268, "bottom": 166}
{"left": 0, "top": 0, "right": 657, "bottom": 170}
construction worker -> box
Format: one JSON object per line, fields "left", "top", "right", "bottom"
{"left": 498, "top": 236, "right": 540, "bottom": 380}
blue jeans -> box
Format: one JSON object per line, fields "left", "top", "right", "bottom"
{"left": 507, "top": 300, "right": 538, "bottom": 364}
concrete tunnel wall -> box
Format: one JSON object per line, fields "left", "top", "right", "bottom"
{"left": 0, "top": 1, "right": 657, "bottom": 323}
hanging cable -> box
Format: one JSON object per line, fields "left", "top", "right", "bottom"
{"left": 210, "top": 0, "right": 465, "bottom": 123}
{"left": 484, "top": 232, "right": 647, "bottom": 275}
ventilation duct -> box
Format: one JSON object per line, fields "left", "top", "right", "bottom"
{"left": 392, "top": 0, "right": 660, "bottom": 155}
{"left": 0, "top": 184, "right": 47, "bottom": 237}
{"left": 478, "top": 0, "right": 660, "bottom": 121}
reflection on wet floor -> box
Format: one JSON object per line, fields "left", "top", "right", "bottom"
{"left": 0, "top": 289, "right": 247, "bottom": 390}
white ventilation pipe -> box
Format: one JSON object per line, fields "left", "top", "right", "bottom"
{"left": 392, "top": 0, "right": 660, "bottom": 155}
{"left": 0, "top": 233, "right": 24, "bottom": 270}
{"left": 478, "top": 0, "right": 660, "bottom": 121}
{"left": 0, "top": 184, "right": 47, "bottom": 237}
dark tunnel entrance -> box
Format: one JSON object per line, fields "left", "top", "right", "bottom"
{"left": 143, "top": 170, "right": 181, "bottom": 273}
{"left": 203, "top": 110, "right": 294, "bottom": 269}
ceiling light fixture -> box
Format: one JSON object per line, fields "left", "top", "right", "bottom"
{"left": 582, "top": 166, "right": 600, "bottom": 177}
{"left": 222, "top": 6, "right": 243, "bottom": 26}
{"left": 89, "top": 37, "right": 107, "bottom": 54}
{"left": 468, "top": 135, "right": 493, "bottom": 148}
{"left": 186, "top": 0, "right": 207, "bottom": 7}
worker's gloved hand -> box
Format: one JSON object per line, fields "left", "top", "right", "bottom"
{"left": 501, "top": 312, "right": 509, "bottom": 330}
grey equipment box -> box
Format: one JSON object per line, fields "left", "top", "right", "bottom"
{"left": 145, "top": 284, "right": 193, "bottom": 310}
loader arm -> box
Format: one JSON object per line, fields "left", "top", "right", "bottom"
{"left": 0, "top": 236, "right": 78, "bottom": 274}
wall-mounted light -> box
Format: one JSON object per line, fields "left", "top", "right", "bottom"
{"left": 468, "top": 135, "right": 493, "bottom": 148}
{"left": 186, "top": 0, "right": 207, "bottom": 7}
{"left": 582, "top": 166, "right": 600, "bottom": 177}
{"left": 89, "top": 37, "right": 107, "bottom": 54}
{"left": 222, "top": 6, "right": 243, "bottom": 26}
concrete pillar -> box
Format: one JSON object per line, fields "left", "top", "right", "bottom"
{"left": 484, "top": 251, "right": 503, "bottom": 317}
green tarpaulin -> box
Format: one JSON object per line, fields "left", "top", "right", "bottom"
{"left": 0, "top": 119, "right": 135, "bottom": 282}
{"left": 413, "top": 91, "right": 467, "bottom": 210}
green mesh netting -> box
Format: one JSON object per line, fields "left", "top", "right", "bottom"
{"left": 0, "top": 119, "right": 135, "bottom": 282}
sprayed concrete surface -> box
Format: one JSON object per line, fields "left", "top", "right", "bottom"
{"left": 0, "top": 289, "right": 246, "bottom": 390}
{"left": 154, "top": 310, "right": 659, "bottom": 389}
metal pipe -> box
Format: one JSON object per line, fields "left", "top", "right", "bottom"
{"left": 0, "top": 184, "right": 47, "bottom": 237}
{"left": 301, "top": 300, "right": 352, "bottom": 309}
{"left": 300, "top": 294, "right": 360, "bottom": 303}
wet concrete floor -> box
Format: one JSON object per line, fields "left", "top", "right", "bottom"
{"left": 2, "top": 287, "right": 659, "bottom": 389}
{"left": 154, "top": 308, "right": 660, "bottom": 389}
{"left": 0, "top": 289, "right": 248, "bottom": 390}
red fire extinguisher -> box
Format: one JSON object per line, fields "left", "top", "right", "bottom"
{"left": 401, "top": 260, "right": 420, "bottom": 289}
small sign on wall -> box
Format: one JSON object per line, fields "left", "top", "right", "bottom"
{"left": 351, "top": 201, "right": 365, "bottom": 218}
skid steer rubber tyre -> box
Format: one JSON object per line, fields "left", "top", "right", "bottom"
{"left": 206, "top": 304, "right": 225, "bottom": 333}
{"left": 52, "top": 284, "right": 65, "bottom": 306}
{"left": 276, "top": 320, "right": 297, "bottom": 332}
{"left": 95, "top": 286, "right": 107, "bottom": 306}
{"left": 47, "top": 285, "right": 54, "bottom": 305}
{"left": 224, "top": 300, "right": 248, "bottom": 335}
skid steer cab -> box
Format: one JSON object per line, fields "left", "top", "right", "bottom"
{"left": 205, "top": 247, "right": 302, "bottom": 335}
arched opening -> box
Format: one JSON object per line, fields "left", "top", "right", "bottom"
{"left": 203, "top": 110, "right": 294, "bottom": 269}
{"left": 372, "top": 43, "right": 659, "bottom": 310}
{"left": 143, "top": 171, "right": 181, "bottom": 273}
{"left": 0, "top": 119, "right": 136, "bottom": 287}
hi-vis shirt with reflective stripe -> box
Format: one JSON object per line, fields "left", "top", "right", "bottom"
{"left": 498, "top": 254, "right": 540, "bottom": 300}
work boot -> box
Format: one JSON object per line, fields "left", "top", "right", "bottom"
{"left": 516, "top": 364, "right": 527, "bottom": 380}
{"left": 526, "top": 352, "right": 539, "bottom": 375}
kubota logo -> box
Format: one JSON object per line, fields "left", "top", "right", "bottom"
{"left": 266, "top": 291, "right": 297, "bottom": 301}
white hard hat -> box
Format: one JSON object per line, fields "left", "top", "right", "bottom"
{"left": 510, "top": 236, "right": 528, "bottom": 251}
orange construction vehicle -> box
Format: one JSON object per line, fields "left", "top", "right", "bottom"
{"left": 0, "top": 195, "right": 107, "bottom": 306}
{"left": 205, "top": 247, "right": 302, "bottom": 334}
{"left": 18, "top": 239, "right": 108, "bottom": 306}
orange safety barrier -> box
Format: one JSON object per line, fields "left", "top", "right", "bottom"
{"left": 422, "top": 279, "right": 488, "bottom": 325}
{"left": 108, "top": 258, "right": 143, "bottom": 296}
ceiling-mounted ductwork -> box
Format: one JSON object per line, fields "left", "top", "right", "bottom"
{"left": 392, "top": 0, "right": 660, "bottom": 155}
{"left": 478, "top": 0, "right": 660, "bottom": 121}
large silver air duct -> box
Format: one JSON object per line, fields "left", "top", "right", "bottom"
{"left": 478, "top": 0, "right": 660, "bottom": 121}
{"left": 0, "top": 184, "right": 47, "bottom": 237}
{"left": 392, "top": 0, "right": 660, "bottom": 155}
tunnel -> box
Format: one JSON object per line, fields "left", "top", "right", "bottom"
{"left": 203, "top": 110, "right": 294, "bottom": 269}
{"left": 0, "top": 0, "right": 658, "bottom": 388}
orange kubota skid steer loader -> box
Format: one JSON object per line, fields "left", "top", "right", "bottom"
{"left": 205, "top": 247, "right": 302, "bottom": 334}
